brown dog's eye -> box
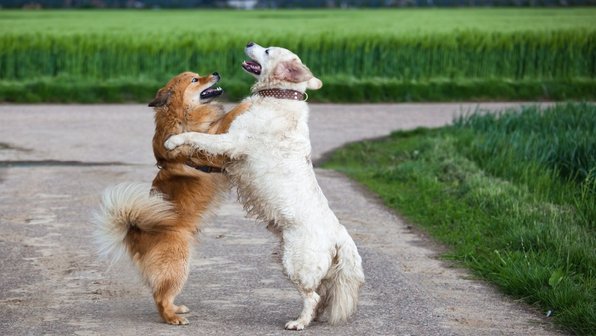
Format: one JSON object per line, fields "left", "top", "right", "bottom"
{"left": 191, "top": 78, "right": 198, "bottom": 83}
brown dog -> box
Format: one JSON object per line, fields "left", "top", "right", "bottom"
{"left": 94, "top": 71, "right": 249, "bottom": 325}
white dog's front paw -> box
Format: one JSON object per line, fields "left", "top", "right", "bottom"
{"left": 164, "top": 135, "right": 185, "bottom": 150}
{"left": 285, "top": 319, "right": 306, "bottom": 331}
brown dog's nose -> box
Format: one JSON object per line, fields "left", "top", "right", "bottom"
{"left": 246, "top": 42, "right": 255, "bottom": 48}
{"left": 212, "top": 72, "right": 219, "bottom": 78}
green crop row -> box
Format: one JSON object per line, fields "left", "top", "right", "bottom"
{"left": 1, "top": 30, "right": 594, "bottom": 82}
{"left": 0, "top": 8, "right": 595, "bottom": 102}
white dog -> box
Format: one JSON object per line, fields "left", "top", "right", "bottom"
{"left": 165, "top": 42, "right": 365, "bottom": 330}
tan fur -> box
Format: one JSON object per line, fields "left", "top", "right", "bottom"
{"left": 100, "top": 71, "right": 249, "bottom": 325}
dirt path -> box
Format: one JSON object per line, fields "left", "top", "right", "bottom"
{"left": 0, "top": 103, "right": 562, "bottom": 335}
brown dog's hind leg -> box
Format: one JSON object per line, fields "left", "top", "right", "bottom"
{"left": 154, "top": 294, "right": 188, "bottom": 325}
{"left": 148, "top": 243, "right": 191, "bottom": 325}
{"left": 153, "top": 275, "right": 190, "bottom": 325}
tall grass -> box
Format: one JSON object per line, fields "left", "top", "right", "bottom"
{"left": 0, "top": 9, "right": 595, "bottom": 102}
{"left": 454, "top": 103, "right": 596, "bottom": 228}
{"left": 1, "top": 30, "right": 594, "bottom": 81}
{"left": 323, "top": 103, "right": 596, "bottom": 334}
{"left": 455, "top": 103, "right": 596, "bottom": 183}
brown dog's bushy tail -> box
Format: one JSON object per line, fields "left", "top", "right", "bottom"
{"left": 93, "top": 182, "right": 177, "bottom": 264}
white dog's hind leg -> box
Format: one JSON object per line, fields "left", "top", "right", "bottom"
{"left": 282, "top": 236, "right": 331, "bottom": 330}
{"left": 285, "top": 288, "right": 320, "bottom": 331}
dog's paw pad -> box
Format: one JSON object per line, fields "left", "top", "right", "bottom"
{"left": 285, "top": 320, "right": 305, "bottom": 331}
{"left": 176, "top": 305, "right": 190, "bottom": 314}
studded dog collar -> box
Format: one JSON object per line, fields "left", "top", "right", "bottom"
{"left": 184, "top": 161, "right": 223, "bottom": 173}
{"left": 257, "top": 89, "right": 308, "bottom": 101}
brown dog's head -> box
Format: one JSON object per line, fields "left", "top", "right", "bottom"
{"left": 241, "top": 42, "right": 322, "bottom": 93}
{"left": 148, "top": 71, "right": 223, "bottom": 109}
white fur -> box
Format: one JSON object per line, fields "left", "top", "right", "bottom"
{"left": 165, "top": 43, "right": 364, "bottom": 329}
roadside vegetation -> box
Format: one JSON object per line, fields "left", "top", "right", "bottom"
{"left": 323, "top": 103, "right": 595, "bottom": 334}
{"left": 0, "top": 9, "right": 595, "bottom": 102}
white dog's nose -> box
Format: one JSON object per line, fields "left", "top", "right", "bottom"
{"left": 246, "top": 41, "right": 255, "bottom": 48}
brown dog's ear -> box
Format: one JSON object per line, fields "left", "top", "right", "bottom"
{"left": 148, "top": 89, "right": 172, "bottom": 107}
{"left": 274, "top": 60, "right": 314, "bottom": 83}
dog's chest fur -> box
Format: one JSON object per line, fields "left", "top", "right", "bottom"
{"left": 226, "top": 99, "right": 316, "bottom": 226}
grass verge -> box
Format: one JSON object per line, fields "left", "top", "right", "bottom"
{"left": 322, "top": 103, "right": 595, "bottom": 335}
{"left": 1, "top": 77, "right": 595, "bottom": 103}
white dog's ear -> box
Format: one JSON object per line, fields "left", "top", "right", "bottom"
{"left": 306, "top": 77, "right": 323, "bottom": 90}
{"left": 274, "top": 60, "right": 314, "bottom": 83}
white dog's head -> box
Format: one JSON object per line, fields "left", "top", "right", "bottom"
{"left": 242, "top": 42, "right": 323, "bottom": 93}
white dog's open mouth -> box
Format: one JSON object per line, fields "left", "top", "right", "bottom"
{"left": 200, "top": 84, "right": 223, "bottom": 100}
{"left": 242, "top": 60, "right": 262, "bottom": 75}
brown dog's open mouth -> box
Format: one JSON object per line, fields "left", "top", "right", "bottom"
{"left": 200, "top": 85, "right": 223, "bottom": 100}
{"left": 242, "top": 60, "right": 262, "bottom": 75}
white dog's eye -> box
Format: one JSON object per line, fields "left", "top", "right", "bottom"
{"left": 265, "top": 49, "right": 270, "bottom": 55}
{"left": 191, "top": 78, "right": 198, "bottom": 83}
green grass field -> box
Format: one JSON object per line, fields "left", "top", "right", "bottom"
{"left": 0, "top": 9, "right": 595, "bottom": 102}
{"left": 323, "top": 103, "right": 596, "bottom": 335}
{"left": 2, "top": 9, "right": 595, "bottom": 35}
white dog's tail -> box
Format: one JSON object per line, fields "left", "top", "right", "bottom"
{"left": 92, "top": 183, "right": 177, "bottom": 263}
{"left": 321, "top": 227, "right": 365, "bottom": 325}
